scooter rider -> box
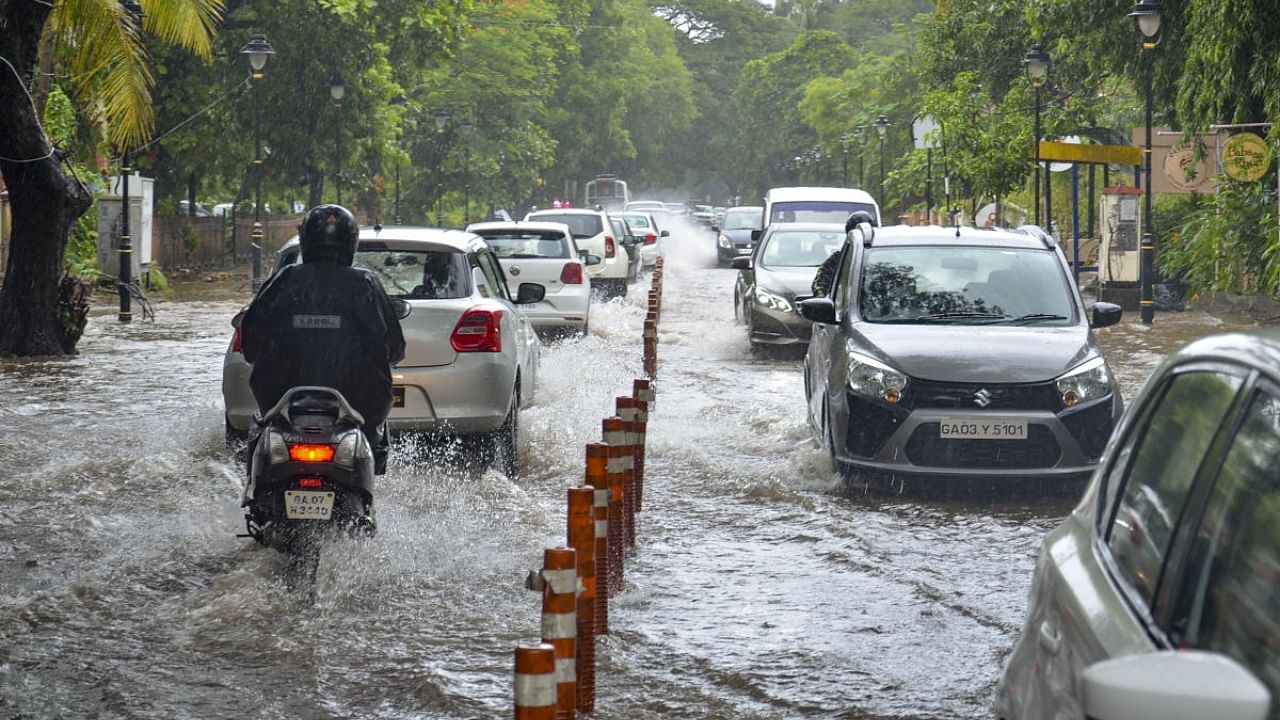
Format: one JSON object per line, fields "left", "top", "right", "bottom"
{"left": 240, "top": 204, "right": 406, "bottom": 473}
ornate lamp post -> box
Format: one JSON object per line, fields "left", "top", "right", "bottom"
{"left": 328, "top": 74, "right": 346, "bottom": 205}
{"left": 461, "top": 119, "right": 474, "bottom": 224}
{"left": 1130, "top": 0, "right": 1165, "bottom": 325}
{"left": 241, "top": 34, "right": 274, "bottom": 291}
{"left": 840, "top": 133, "right": 851, "bottom": 187}
{"left": 433, "top": 109, "right": 449, "bottom": 226}
{"left": 1024, "top": 44, "right": 1050, "bottom": 229}
{"left": 875, "top": 114, "right": 891, "bottom": 210}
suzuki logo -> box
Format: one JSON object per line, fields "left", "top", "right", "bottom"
{"left": 973, "top": 388, "right": 993, "bottom": 408}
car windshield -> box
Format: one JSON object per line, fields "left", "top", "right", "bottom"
{"left": 858, "top": 246, "right": 1075, "bottom": 324}
{"left": 354, "top": 248, "right": 470, "bottom": 299}
{"left": 772, "top": 200, "right": 877, "bottom": 224}
{"left": 760, "top": 230, "right": 844, "bottom": 269}
{"left": 530, "top": 213, "right": 602, "bottom": 239}
{"left": 476, "top": 230, "right": 570, "bottom": 259}
{"left": 723, "top": 210, "right": 762, "bottom": 231}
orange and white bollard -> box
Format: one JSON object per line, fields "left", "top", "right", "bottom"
{"left": 632, "top": 378, "right": 651, "bottom": 513}
{"left": 566, "top": 487, "right": 596, "bottom": 713}
{"left": 643, "top": 315, "right": 658, "bottom": 380}
{"left": 514, "top": 641, "right": 557, "bottom": 720}
{"left": 602, "top": 417, "right": 627, "bottom": 595}
{"left": 615, "top": 396, "right": 638, "bottom": 547}
{"left": 584, "top": 443, "right": 610, "bottom": 635}
{"left": 538, "top": 548, "right": 578, "bottom": 720}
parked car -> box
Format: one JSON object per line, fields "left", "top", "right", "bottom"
{"left": 714, "top": 205, "right": 765, "bottom": 265}
{"left": 734, "top": 223, "right": 844, "bottom": 349}
{"left": 995, "top": 328, "right": 1280, "bottom": 720}
{"left": 223, "top": 226, "right": 543, "bottom": 477}
{"left": 617, "top": 211, "right": 668, "bottom": 270}
{"left": 798, "top": 223, "right": 1124, "bottom": 486}
{"left": 524, "top": 208, "right": 629, "bottom": 299}
{"left": 466, "top": 220, "right": 597, "bottom": 335}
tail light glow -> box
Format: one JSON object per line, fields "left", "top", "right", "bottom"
{"left": 231, "top": 328, "right": 243, "bottom": 353}
{"left": 298, "top": 477, "right": 324, "bottom": 488}
{"left": 289, "top": 444, "right": 336, "bottom": 463}
{"left": 451, "top": 308, "right": 504, "bottom": 352}
{"left": 644, "top": 231, "right": 657, "bottom": 245}
{"left": 605, "top": 236, "right": 616, "bottom": 258}
{"left": 560, "top": 262, "right": 584, "bottom": 285}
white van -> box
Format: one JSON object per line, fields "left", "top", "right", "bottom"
{"left": 761, "top": 186, "right": 881, "bottom": 228}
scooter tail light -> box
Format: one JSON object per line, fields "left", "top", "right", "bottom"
{"left": 450, "top": 308, "right": 504, "bottom": 352}
{"left": 605, "top": 236, "right": 616, "bottom": 258}
{"left": 289, "top": 443, "right": 336, "bottom": 463}
{"left": 560, "top": 262, "right": 584, "bottom": 285}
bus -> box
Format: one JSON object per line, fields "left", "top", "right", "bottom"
{"left": 584, "top": 175, "right": 630, "bottom": 211}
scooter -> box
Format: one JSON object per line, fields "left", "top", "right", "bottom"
{"left": 241, "top": 386, "right": 377, "bottom": 558}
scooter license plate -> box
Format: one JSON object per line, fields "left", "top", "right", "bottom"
{"left": 284, "top": 491, "right": 335, "bottom": 520}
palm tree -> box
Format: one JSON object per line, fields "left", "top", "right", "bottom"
{"left": 0, "top": 0, "right": 223, "bottom": 356}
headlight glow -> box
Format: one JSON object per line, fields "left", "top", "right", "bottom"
{"left": 1055, "top": 356, "right": 1111, "bottom": 407}
{"left": 846, "top": 347, "right": 908, "bottom": 403}
{"left": 754, "top": 288, "right": 792, "bottom": 313}
{"left": 718, "top": 234, "right": 731, "bottom": 249}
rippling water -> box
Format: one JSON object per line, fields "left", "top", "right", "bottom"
{"left": 0, "top": 225, "right": 1259, "bottom": 719}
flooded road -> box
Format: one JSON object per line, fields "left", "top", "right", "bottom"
{"left": 0, "top": 226, "right": 1260, "bottom": 719}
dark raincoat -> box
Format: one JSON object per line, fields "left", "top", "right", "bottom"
{"left": 241, "top": 263, "right": 406, "bottom": 435}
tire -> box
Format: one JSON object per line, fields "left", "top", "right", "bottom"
{"left": 491, "top": 388, "right": 520, "bottom": 479}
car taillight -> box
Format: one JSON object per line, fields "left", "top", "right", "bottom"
{"left": 560, "top": 262, "right": 584, "bottom": 285}
{"left": 231, "top": 327, "right": 243, "bottom": 353}
{"left": 289, "top": 444, "right": 335, "bottom": 463}
{"left": 644, "top": 231, "right": 657, "bottom": 245}
{"left": 605, "top": 236, "right": 616, "bottom": 258}
{"left": 451, "top": 308, "right": 504, "bottom": 352}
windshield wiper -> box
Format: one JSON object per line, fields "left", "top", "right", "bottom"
{"left": 912, "top": 311, "right": 1007, "bottom": 324}
{"left": 1000, "top": 313, "right": 1069, "bottom": 325}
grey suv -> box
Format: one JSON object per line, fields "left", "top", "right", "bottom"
{"left": 800, "top": 223, "right": 1124, "bottom": 486}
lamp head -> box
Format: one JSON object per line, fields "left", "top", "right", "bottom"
{"left": 328, "top": 74, "right": 346, "bottom": 102}
{"left": 1024, "top": 43, "right": 1051, "bottom": 84}
{"left": 434, "top": 109, "right": 450, "bottom": 133}
{"left": 241, "top": 34, "right": 274, "bottom": 73}
{"left": 1129, "top": 0, "right": 1165, "bottom": 39}
{"left": 875, "top": 114, "right": 890, "bottom": 139}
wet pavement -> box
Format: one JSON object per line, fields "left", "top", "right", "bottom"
{"left": 0, "top": 224, "right": 1262, "bottom": 719}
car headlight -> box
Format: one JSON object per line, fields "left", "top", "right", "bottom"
{"left": 718, "top": 234, "right": 731, "bottom": 249}
{"left": 1056, "top": 356, "right": 1112, "bottom": 407}
{"left": 754, "top": 288, "right": 792, "bottom": 313}
{"left": 266, "top": 430, "right": 290, "bottom": 464}
{"left": 333, "top": 429, "right": 371, "bottom": 468}
{"left": 846, "top": 347, "right": 908, "bottom": 404}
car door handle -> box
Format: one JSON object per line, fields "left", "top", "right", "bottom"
{"left": 1038, "top": 621, "right": 1061, "bottom": 655}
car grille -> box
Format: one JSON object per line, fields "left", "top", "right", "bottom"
{"left": 904, "top": 424, "right": 1062, "bottom": 468}
{"left": 1059, "top": 397, "right": 1115, "bottom": 462}
{"left": 904, "top": 379, "right": 1061, "bottom": 412}
{"left": 844, "top": 394, "right": 909, "bottom": 457}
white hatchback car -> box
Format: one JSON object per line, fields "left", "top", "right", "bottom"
{"left": 222, "top": 226, "right": 542, "bottom": 477}
{"left": 523, "top": 208, "right": 629, "bottom": 299}
{"left": 466, "top": 220, "right": 597, "bottom": 335}
{"left": 996, "top": 329, "right": 1279, "bottom": 720}
{"left": 617, "top": 211, "right": 668, "bottom": 270}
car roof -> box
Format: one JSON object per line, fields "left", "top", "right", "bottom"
{"left": 765, "top": 186, "right": 877, "bottom": 205}
{"left": 467, "top": 220, "right": 572, "bottom": 236}
{"left": 860, "top": 224, "right": 1056, "bottom": 251}
{"left": 764, "top": 222, "right": 847, "bottom": 235}
{"left": 276, "top": 226, "right": 486, "bottom": 254}
{"left": 725, "top": 205, "right": 764, "bottom": 213}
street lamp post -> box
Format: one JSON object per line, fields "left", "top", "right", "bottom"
{"left": 1131, "top": 0, "right": 1164, "bottom": 326}
{"left": 241, "top": 33, "right": 274, "bottom": 292}
{"left": 875, "top": 114, "right": 891, "bottom": 211}
{"left": 1025, "top": 44, "right": 1050, "bottom": 229}
{"left": 840, "top": 133, "right": 850, "bottom": 187}
{"left": 461, "top": 119, "right": 474, "bottom": 224}
{"left": 856, "top": 125, "right": 866, "bottom": 189}
{"left": 328, "top": 74, "right": 346, "bottom": 205}
{"left": 433, "top": 109, "right": 449, "bottom": 226}
{"left": 116, "top": 1, "right": 144, "bottom": 320}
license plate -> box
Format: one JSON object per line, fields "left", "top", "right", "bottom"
{"left": 939, "top": 418, "right": 1028, "bottom": 440}
{"left": 285, "top": 491, "right": 335, "bottom": 520}
{"left": 517, "top": 303, "right": 537, "bottom": 310}
{"left": 392, "top": 386, "right": 405, "bottom": 408}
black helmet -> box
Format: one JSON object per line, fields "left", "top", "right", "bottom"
{"left": 299, "top": 204, "right": 359, "bottom": 265}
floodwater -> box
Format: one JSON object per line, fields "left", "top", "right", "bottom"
{"left": 0, "top": 222, "right": 1259, "bottom": 719}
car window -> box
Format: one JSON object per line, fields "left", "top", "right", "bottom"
{"left": 1104, "top": 370, "right": 1242, "bottom": 606}
{"left": 760, "top": 230, "right": 843, "bottom": 268}
{"left": 476, "top": 230, "right": 570, "bottom": 259}
{"left": 858, "top": 246, "right": 1074, "bottom": 323}
{"left": 723, "top": 210, "right": 763, "bottom": 231}
{"left": 354, "top": 249, "right": 469, "bottom": 299}
{"left": 530, "top": 213, "right": 602, "bottom": 239}
{"left": 771, "top": 200, "right": 877, "bottom": 224}
{"left": 622, "top": 214, "right": 651, "bottom": 229}
{"left": 1164, "top": 386, "right": 1280, "bottom": 717}
{"left": 474, "top": 251, "right": 510, "bottom": 301}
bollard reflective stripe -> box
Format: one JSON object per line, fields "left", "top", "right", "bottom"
{"left": 566, "top": 486, "right": 596, "bottom": 714}
{"left": 584, "top": 444, "right": 610, "bottom": 636}
{"left": 514, "top": 641, "right": 557, "bottom": 720}
{"left": 540, "top": 547, "right": 577, "bottom": 720}
{"left": 602, "top": 418, "right": 626, "bottom": 594}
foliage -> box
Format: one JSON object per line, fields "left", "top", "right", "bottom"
{"left": 1159, "top": 180, "right": 1279, "bottom": 297}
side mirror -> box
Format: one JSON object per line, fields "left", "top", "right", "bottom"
{"left": 660, "top": 229, "right": 670, "bottom": 238}
{"left": 798, "top": 297, "right": 837, "bottom": 324}
{"left": 582, "top": 253, "right": 603, "bottom": 267}
{"left": 730, "top": 256, "right": 752, "bottom": 270}
{"left": 231, "top": 307, "right": 247, "bottom": 329}
{"left": 750, "top": 229, "right": 762, "bottom": 244}
{"left": 1091, "top": 301, "right": 1123, "bottom": 329}
{"left": 391, "top": 299, "right": 411, "bottom": 320}
{"left": 710, "top": 225, "right": 719, "bottom": 233}
{"left": 515, "top": 282, "right": 546, "bottom": 305}
{"left": 1082, "top": 651, "right": 1270, "bottom": 720}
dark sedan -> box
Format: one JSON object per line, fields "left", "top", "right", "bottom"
{"left": 714, "top": 205, "right": 764, "bottom": 266}
{"left": 733, "top": 223, "right": 845, "bottom": 349}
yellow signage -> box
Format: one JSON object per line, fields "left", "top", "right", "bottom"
{"left": 1222, "top": 132, "right": 1272, "bottom": 182}
{"left": 1035, "top": 141, "right": 1142, "bottom": 166}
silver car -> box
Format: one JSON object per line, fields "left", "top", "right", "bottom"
{"left": 223, "top": 226, "right": 542, "bottom": 476}
{"left": 996, "top": 329, "right": 1280, "bottom": 720}
{"left": 466, "top": 220, "right": 596, "bottom": 335}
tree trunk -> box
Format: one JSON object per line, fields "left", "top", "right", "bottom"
{"left": 0, "top": 0, "right": 94, "bottom": 357}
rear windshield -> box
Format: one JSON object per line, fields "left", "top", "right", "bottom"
{"left": 533, "top": 213, "right": 603, "bottom": 239}
{"left": 771, "top": 200, "right": 877, "bottom": 225}
{"left": 476, "top": 230, "right": 570, "bottom": 259}
{"left": 621, "top": 214, "right": 652, "bottom": 229}
{"left": 355, "top": 249, "right": 470, "bottom": 299}
{"left": 760, "top": 230, "right": 844, "bottom": 268}
{"left": 859, "top": 246, "right": 1075, "bottom": 324}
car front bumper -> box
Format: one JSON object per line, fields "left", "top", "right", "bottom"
{"left": 748, "top": 302, "right": 812, "bottom": 345}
